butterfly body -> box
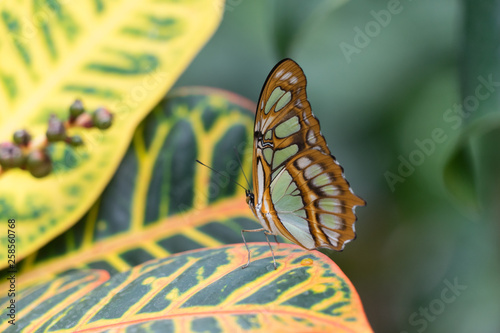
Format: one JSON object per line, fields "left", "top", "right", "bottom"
{"left": 245, "top": 59, "right": 365, "bottom": 255}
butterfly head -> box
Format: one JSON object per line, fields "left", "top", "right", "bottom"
{"left": 245, "top": 189, "right": 258, "bottom": 219}
{"left": 245, "top": 189, "right": 255, "bottom": 207}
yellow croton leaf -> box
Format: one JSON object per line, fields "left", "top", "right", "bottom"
{"left": 0, "top": 244, "right": 373, "bottom": 333}
{"left": 0, "top": 0, "right": 224, "bottom": 268}
{"left": 7, "top": 87, "right": 259, "bottom": 290}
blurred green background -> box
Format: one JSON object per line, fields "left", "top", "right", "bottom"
{"left": 175, "top": 0, "right": 500, "bottom": 332}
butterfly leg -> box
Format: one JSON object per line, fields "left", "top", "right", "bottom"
{"left": 264, "top": 231, "right": 277, "bottom": 270}
{"left": 241, "top": 228, "right": 267, "bottom": 269}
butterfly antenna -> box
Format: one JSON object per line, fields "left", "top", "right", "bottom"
{"left": 233, "top": 147, "right": 251, "bottom": 190}
{"left": 195, "top": 160, "right": 248, "bottom": 192}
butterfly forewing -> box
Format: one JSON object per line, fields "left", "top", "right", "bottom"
{"left": 251, "top": 59, "right": 365, "bottom": 251}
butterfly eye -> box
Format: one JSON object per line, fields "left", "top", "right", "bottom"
{"left": 245, "top": 191, "right": 254, "bottom": 206}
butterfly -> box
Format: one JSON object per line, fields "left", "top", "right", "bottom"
{"left": 242, "top": 59, "right": 365, "bottom": 269}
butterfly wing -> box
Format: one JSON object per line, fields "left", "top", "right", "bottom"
{"left": 251, "top": 59, "right": 365, "bottom": 251}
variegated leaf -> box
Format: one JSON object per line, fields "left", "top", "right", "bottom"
{"left": 0, "top": 0, "right": 224, "bottom": 268}
{"left": 0, "top": 244, "right": 373, "bottom": 333}
{"left": 6, "top": 87, "right": 267, "bottom": 290}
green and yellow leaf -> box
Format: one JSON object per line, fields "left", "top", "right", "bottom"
{"left": 0, "top": 0, "right": 224, "bottom": 267}
{"left": 0, "top": 244, "right": 373, "bottom": 333}
{"left": 8, "top": 87, "right": 266, "bottom": 289}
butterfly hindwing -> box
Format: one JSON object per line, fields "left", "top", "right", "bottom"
{"left": 251, "top": 59, "right": 365, "bottom": 251}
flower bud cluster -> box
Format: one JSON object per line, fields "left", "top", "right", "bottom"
{"left": 0, "top": 99, "right": 113, "bottom": 178}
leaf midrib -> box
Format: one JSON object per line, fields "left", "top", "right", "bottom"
{"left": 74, "top": 308, "right": 356, "bottom": 333}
